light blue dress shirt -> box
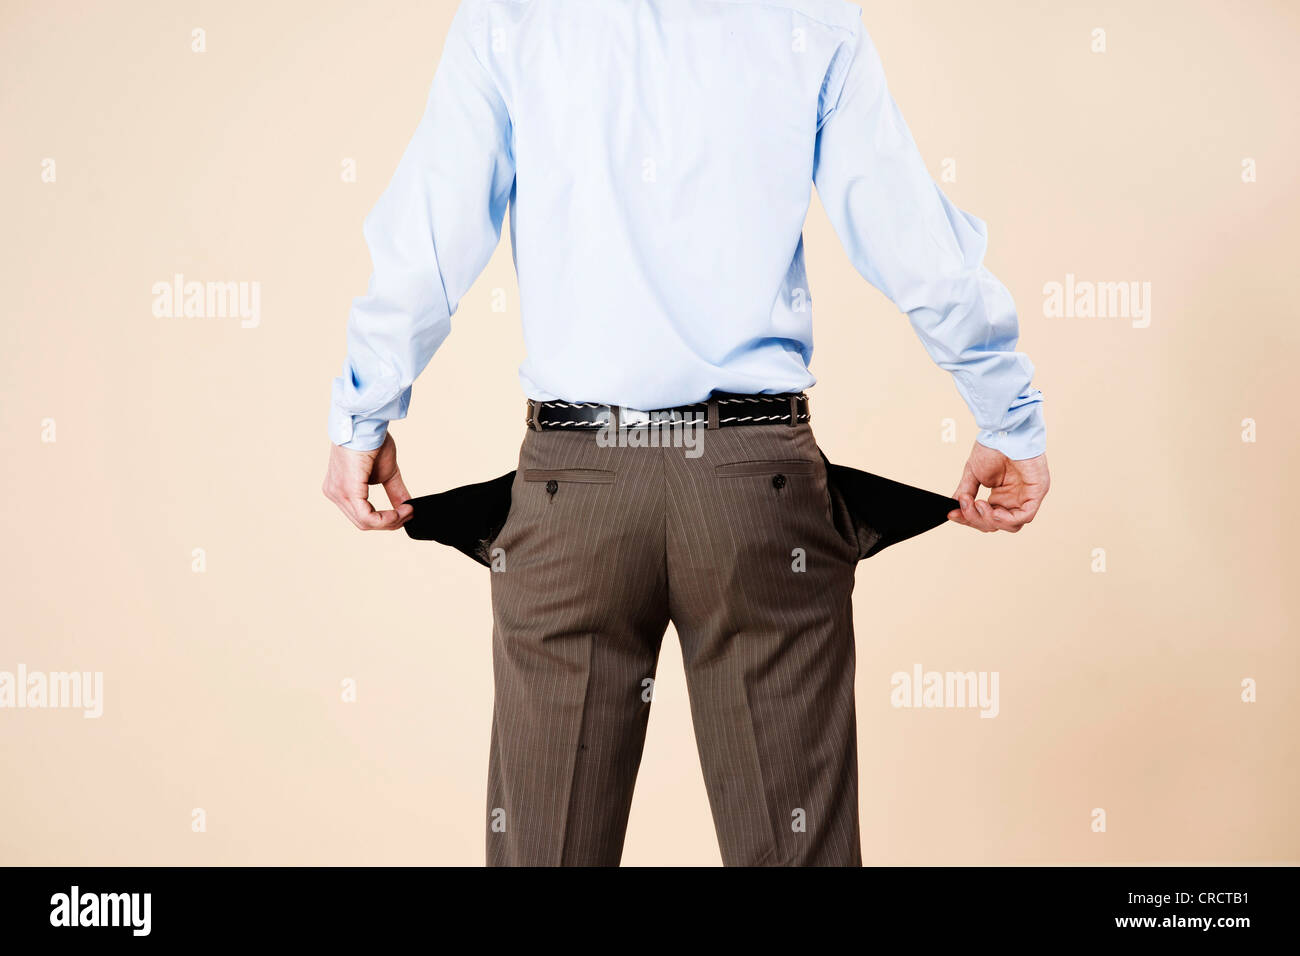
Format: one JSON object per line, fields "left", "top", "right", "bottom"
{"left": 330, "top": 0, "right": 1045, "bottom": 459}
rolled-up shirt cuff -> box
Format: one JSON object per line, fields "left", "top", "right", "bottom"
{"left": 328, "top": 404, "right": 389, "bottom": 451}
{"left": 976, "top": 404, "right": 1046, "bottom": 460}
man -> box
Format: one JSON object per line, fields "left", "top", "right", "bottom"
{"left": 323, "top": 0, "right": 1049, "bottom": 866}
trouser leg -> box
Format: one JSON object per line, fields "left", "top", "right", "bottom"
{"left": 666, "top": 422, "right": 862, "bottom": 865}
{"left": 486, "top": 432, "right": 668, "bottom": 866}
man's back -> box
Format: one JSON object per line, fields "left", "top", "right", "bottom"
{"left": 330, "top": 0, "right": 1044, "bottom": 462}
{"left": 495, "top": 0, "right": 857, "bottom": 407}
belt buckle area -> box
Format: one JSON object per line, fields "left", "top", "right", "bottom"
{"left": 620, "top": 406, "right": 653, "bottom": 426}
{"left": 620, "top": 406, "right": 695, "bottom": 429}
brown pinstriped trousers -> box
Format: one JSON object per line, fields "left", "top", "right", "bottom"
{"left": 486, "top": 421, "right": 861, "bottom": 866}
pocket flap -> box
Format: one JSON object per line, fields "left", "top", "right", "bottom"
{"left": 522, "top": 468, "right": 614, "bottom": 483}
{"left": 714, "top": 459, "right": 820, "bottom": 477}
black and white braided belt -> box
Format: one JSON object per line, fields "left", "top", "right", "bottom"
{"left": 525, "top": 392, "right": 810, "bottom": 431}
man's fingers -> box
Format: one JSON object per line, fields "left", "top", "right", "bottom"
{"left": 362, "top": 507, "right": 408, "bottom": 530}
{"left": 381, "top": 469, "right": 415, "bottom": 522}
{"left": 952, "top": 464, "right": 980, "bottom": 501}
{"left": 954, "top": 494, "right": 1039, "bottom": 533}
{"left": 971, "top": 498, "right": 997, "bottom": 532}
{"left": 990, "top": 506, "right": 1022, "bottom": 531}
{"left": 323, "top": 438, "right": 414, "bottom": 531}
{"left": 951, "top": 464, "right": 1000, "bottom": 532}
{"left": 957, "top": 493, "right": 978, "bottom": 527}
{"left": 949, "top": 445, "right": 1049, "bottom": 533}
{"left": 344, "top": 494, "right": 408, "bottom": 531}
{"left": 951, "top": 492, "right": 996, "bottom": 532}
{"left": 339, "top": 491, "right": 377, "bottom": 530}
{"left": 949, "top": 464, "right": 986, "bottom": 528}
{"left": 330, "top": 483, "right": 393, "bottom": 532}
{"left": 991, "top": 497, "right": 1041, "bottom": 532}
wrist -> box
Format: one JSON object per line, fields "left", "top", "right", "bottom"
{"left": 329, "top": 407, "right": 389, "bottom": 452}
{"left": 975, "top": 406, "right": 1045, "bottom": 460}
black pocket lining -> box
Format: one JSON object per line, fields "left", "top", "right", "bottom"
{"left": 401, "top": 470, "right": 516, "bottom": 567}
{"left": 819, "top": 451, "right": 958, "bottom": 561}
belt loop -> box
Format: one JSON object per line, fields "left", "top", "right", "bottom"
{"left": 707, "top": 396, "right": 720, "bottom": 430}
{"left": 788, "top": 394, "right": 798, "bottom": 427}
{"left": 527, "top": 399, "right": 543, "bottom": 432}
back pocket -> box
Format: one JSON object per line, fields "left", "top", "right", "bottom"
{"left": 523, "top": 468, "right": 615, "bottom": 485}
{"left": 713, "top": 459, "right": 819, "bottom": 478}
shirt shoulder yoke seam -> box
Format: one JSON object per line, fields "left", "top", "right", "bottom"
{"left": 485, "top": 0, "right": 858, "bottom": 37}
{"left": 700, "top": 0, "right": 858, "bottom": 36}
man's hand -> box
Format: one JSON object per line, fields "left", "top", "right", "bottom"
{"left": 948, "top": 442, "right": 1050, "bottom": 533}
{"left": 322, "top": 433, "right": 414, "bottom": 531}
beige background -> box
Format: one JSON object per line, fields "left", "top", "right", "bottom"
{"left": 2, "top": 0, "right": 1296, "bottom": 865}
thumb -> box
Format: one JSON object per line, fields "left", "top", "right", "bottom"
{"left": 952, "top": 460, "right": 980, "bottom": 500}
{"left": 948, "top": 460, "right": 982, "bottom": 524}
{"left": 382, "top": 468, "right": 414, "bottom": 520}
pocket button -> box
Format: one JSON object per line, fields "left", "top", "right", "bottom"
{"left": 772, "top": 473, "right": 787, "bottom": 490}
{"left": 545, "top": 479, "right": 559, "bottom": 495}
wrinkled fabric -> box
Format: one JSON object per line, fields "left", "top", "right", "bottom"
{"left": 330, "top": 0, "right": 1045, "bottom": 459}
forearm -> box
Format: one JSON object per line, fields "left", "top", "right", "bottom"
{"left": 902, "top": 232, "right": 1045, "bottom": 460}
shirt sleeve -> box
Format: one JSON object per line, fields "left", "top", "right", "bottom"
{"left": 329, "top": 0, "right": 515, "bottom": 450}
{"left": 811, "top": 18, "right": 1045, "bottom": 460}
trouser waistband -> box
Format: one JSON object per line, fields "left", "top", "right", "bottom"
{"left": 525, "top": 391, "right": 810, "bottom": 431}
